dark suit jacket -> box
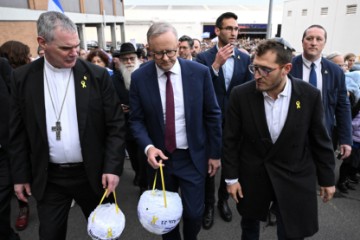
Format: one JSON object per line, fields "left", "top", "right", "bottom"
{"left": 9, "top": 58, "right": 126, "bottom": 200}
{"left": 129, "top": 58, "right": 222, "bottom": 176}
{"left": 222, "top": 76, "right": 335, "bottom": 238}
{"left": 196, "top": 46, "right": 252, "bottom": 116}
{"left": 290, "top": 55, "right": 352, "bottom": 145}
{"left": 0, "top": 58, "right": 12, "bottom": 152}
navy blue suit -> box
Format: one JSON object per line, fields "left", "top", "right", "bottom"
{"left": 196, "top": 46, "right": 252, "bottom": 117}
{"left": 129, "top": 58, "right": 222, "bottom": 239}
{"left": 290, "top": 55, "right": 352, "bottom": 146}
{"left": 196, "top": 46, "right": 252, "bottom": 207}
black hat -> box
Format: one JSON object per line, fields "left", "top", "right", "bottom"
{"left": 119, "top": 43, "right": 137, "bottom": 55}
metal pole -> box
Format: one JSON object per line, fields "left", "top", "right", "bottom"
{"left": 266, "top": 0, "right": 274, "bottom": 39}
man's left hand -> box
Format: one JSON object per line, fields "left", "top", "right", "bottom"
{"left": 339, "top": 144, "right": 351, "bottom": 159}
{"left": 102, "top": 174, "right": 120, "bottom": 197}
{"left": 208, "top": 158, "right": 220, "bottom": 177}
{"left": 319, "top": 186, "right": 335, "bottom": 203}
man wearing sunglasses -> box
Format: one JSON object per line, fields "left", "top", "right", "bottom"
{"left": 196, "top": 12, "right": 252, "bottom": 230}
{"left": 223, "top": 38, "right": 335, "bottom": 240}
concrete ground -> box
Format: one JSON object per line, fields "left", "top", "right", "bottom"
{"left": 11, "top": 158, "right": 360, "bottom": 240}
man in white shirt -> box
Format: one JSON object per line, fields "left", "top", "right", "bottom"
{"left": 9, "top": 11, "right": 125, "bottom": 240}
{"left": 223, "top": 38, "right": 336, "bottom": 240}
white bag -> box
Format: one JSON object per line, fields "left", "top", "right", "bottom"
{"left": 137, "top": 165, "right": 183, "bottom": 235}
{"left": 88, "top": 190, "right": 125, "bottom": 240}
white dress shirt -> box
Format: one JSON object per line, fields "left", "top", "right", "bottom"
{"left": 144, "top": 59, "right": 188, "bottom": 155}
{"left": 44, "top": 58, "right": 83, "bottom": 164}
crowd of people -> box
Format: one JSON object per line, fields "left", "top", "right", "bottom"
{"left": 0, "top": 10, "right": 359, "bottom": 240}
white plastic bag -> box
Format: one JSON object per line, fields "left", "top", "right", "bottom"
{"left": 87, "top": 190, "right": 125, "bottom": 240}
{"left": 137, "top": 165, "right": 183, "bottom": 235}
{"left": 137, "top": 189, "right": 182, "bottom": 235}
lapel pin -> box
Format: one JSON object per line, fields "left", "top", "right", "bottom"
{"left": 296, "top": 100, "right": 301, "bottom": 109}
{"left": 237, "top": 55, "right": 240, "bottom": 59}
{"left": 81, "top": 80, "right": 86, "bottom": 88}
{"left": 84, "top": 76, "right": 87, "bottom": 80}
{"left": 324, "top": 70, "right": 328, "bottom": 74}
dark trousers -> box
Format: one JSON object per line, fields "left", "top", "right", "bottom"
{"left": 204, "top": 174, "right": 229, "bottom": 207}
{"left": 0, "top": 151, "right": 19, "bottom": 240}
{"left": 127, "top": 139, "right": 148, "bottom": 188}
{"left": 241, "top": 204, "right": 304, "bottom": 240}
{"left": 37, "top": 164, "right": 105, "bottom": 240}
{"left": 150, "top": 149, "right": 205, "bottom": 240}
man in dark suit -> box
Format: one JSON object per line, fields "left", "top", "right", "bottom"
{"left": 196, "top": 12, "right": 252, "bottom": 229}
{"left": 290, "top": 25, "right": 352, "bottom": 159}
{"left": 0, "top": 58, "right": 20, "bottom": 240}
{"left": 129, "top": 22, "right": 222, "bottom": 240}
{"left": 223, "top": 38, "right": 336, "bottom": 240}
{"left": 112, "top": 43, "right": 147, "bottom": 193}
{"left": 9, "top": 12, "right": 125, "bottom": 240}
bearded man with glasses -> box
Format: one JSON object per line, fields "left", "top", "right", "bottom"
{"left": 196, "top": 11, "right": 252, "bottom": 230}
{"left": 223, "top": 38, "right": 336, "bottom": 240}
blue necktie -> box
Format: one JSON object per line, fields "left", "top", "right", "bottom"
{"left": 309, "top": 63, "right": 317, "bottom": 87}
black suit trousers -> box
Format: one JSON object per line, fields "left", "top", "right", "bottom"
{"left": 0, "top": 150, "right": 18, "bottom": 240}
{"left": 37, "top": 164, "right": 107, "bottom": 240}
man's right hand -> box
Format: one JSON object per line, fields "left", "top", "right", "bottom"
{"left": 14, "top": 183, "right": 31, "bottom": 203}
{"left": 146, "top": 146, "right": 168, "bottom": 169}
{"left": 226, "top": 182, "right": 243, "bottom": 204}
{"left": 212, "top": 43, "right": 234, "bottom": 71}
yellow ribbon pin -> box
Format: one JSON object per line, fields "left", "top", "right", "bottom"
{"left": 296, "top": 101, "right": 301, "bottom": 109}
{"left": 81, "top": 80, "right": 86, "bottom": 88}
{"left": 151, "top": 216, "right": 159, "bottom": 224}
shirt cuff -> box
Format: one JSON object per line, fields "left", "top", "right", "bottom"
{"left": 211, "top": 65, "right": 219, "bottom": 76}
{"left": 144, "top": 144, "right": 154, "bottom": 156}
{"left": 225, "top": 179, "right": 238, "bottom": 185}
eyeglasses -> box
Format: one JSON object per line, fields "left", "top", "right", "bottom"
{"left": 219, "top": 26, "right": 239, "bottom": 32}
{"left": 152, "top": 50, "right": 177, "bottom": 59}
{"left": 120, "top": 56, "right": 136, "bottom": 62}
{"left": 248, "top": 64, "right": 283, "bottom": 77}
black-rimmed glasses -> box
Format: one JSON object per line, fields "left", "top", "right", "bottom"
{"left": 152, "top": 50, "right": 177, "bottom": 59}
{"left": 248, "top": 64, "right": 283, "bottom": 77}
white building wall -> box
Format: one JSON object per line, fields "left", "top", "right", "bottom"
{"left": 281, "top": 0, "right": 360, "bottom": 57}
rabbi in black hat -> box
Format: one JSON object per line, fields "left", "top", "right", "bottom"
{"left": 112, "top": 43, "right": 148, "bottom": 194}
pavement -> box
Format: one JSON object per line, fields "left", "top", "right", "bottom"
{"left": 11, "top": 158, "right": 360, "bottom": 240}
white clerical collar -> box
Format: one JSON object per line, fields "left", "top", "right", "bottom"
{"left": 44, "top": 57, "right": 72, "bottom": 73}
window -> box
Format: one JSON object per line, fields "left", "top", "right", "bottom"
{"left": 320, "top": 7, "right": 328, "bottom": 15}
{"left": 346, "top": 4, "right": 357, "bottom": 14}
{"left": 302, "top": 9, "right": 308, "bottom": 16}
{"left": 287, "top": 10, "right": 292, "bottom": 17}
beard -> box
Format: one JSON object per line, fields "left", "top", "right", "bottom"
{"left": 119, "top": 59, "right": 140, "bottom": 90}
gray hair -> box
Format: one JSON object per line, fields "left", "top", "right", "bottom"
{"left": 146, "top": 22, "right": 178, "bottom": 44}
{"left": 326, "top": 51, "right": 342, "bottom": 61}
{"left": 37, "top": 11, "right": 77, "bottom": 42}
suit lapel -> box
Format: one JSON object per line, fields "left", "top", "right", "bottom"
{"left": 248, "top": 89, "right": 272, "bottom": 150}
{"left": 179, "top": 59, "right": 194, "bottom": 124}
{"left": 73, "top": 60, "right": 90, "bottom": 141}
{"left": 31, "top": 59, "right": 48, "bottom": 142}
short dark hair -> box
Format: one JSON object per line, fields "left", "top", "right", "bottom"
{"left": 302, "top": 24, "right": 327, "bottom": 42}
{"left": 179, "top": 35, "right": 194, "bottom": 48}
{"left": 255, "top": 39, "right": 293, "bottom": 65}
{"left": 215, "top": 12, "right": 238, "bottom": 28}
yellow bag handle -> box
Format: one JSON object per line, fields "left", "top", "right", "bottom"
{"left": 91, "top": 189, "right": 119, "bottom": 223}
{"left": 152, "top": 164, "right": 167, "bottom": 208}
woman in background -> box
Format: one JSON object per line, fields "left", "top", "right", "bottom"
{"left": 86, "top": 48, "right": 113, "bottom": 76}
